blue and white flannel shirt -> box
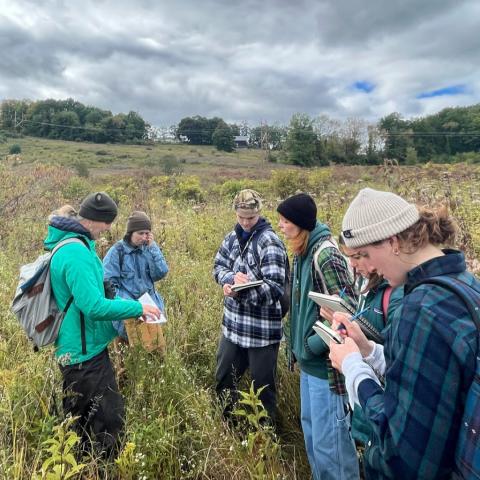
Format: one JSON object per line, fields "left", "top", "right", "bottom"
{"left": 213, "top": 219, "right": 287, "bottom": 348}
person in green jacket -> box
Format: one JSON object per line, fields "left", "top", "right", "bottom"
{"left": 277, "top": 193, "right": 359, "bottom": 480}
{"left": 46, "top": 193, "right": 160, "bottom": 458}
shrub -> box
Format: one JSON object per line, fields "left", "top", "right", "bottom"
{"left": 306, "top": 168, "right": 333, "bottom": 194}
{"left": 172, "top": 176, "right": 204, "bottom": 202}
{"left": 9, "top": 144, "right": 21, "bottom": 155}
{"left": 62, "top": 176, "right": 91, "bottom": 201}
{"left": 219, "top": 179, "right": 251, "bottom": 199}
{"left": 161, "top": 154, "right": 182, "bottom": 175}
{"left": 73, "top": 160, "right": 89, "bottom": 178}
{"left": 270, "top": 169, "right": 304, "bottom": 198}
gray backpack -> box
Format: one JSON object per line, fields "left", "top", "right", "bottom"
{"left": 11, "top": 237, "right": 87, "bottom": 350}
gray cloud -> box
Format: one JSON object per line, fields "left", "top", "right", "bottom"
{"left": 0, "top": 0, "right": 479, "bottom": 126}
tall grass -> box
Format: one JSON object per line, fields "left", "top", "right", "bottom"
{"left": 0, "top": 157, "right": 479, "bottom": 478}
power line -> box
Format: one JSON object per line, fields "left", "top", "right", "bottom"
{"left": 6, "top": 117, "right": 480, "bottom": 139}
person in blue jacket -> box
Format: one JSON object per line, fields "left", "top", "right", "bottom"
{"left": 103, "top": 211, "right": 169, "bottom": 339}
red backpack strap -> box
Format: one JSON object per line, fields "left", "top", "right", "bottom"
{"left": 382, "top": 286, "right": 393, "bottom": 319}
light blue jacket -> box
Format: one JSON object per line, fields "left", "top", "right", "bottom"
{"left": 103, "top": 240, "right": 168, "bottom": 337}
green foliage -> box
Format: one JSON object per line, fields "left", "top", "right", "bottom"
{"left": 160, "top": 154, "right": 183, "bottom": 175}
{"left": 34, "top": 415, "right": 86, "bottom": 480}
{"left": 285, "top": 113, "right": 328, "bottom": 167}
{"left": 1, "top": 98, "right": 149, "bottom": 144}
{"left": 379, "top": 104, "right": 480, "bottom": 164}
{"left": 234, "top": 383, "right": 282, "bottom": 479}
{"left": 172, "top": 176, "right": 204, "bottom": 202}
{"left": 114, "top": 442, "right": 137, "bottom": 480}
{"left": 9, "top": 143, "right": 21, "bottom": 155}
{"left": 405, "top": 146, "right": 418, "bottom": 165}
{"left": 271, "top": 169, "right": 304, "bottom": 198}
{"left": 306, "top": 168, "right": 333, "bottom": 193}
{"left": 72, "top": 160, "right": 89, "bottom": 178}
{"left": 62, "top": 177, "right": 91, "bottom": 201}
{"left": 285, "top": 113, "right": 318, "bottom": 166}
{"left": 212, "top": 123, "right": 235, "bottom": 152}
{"left": 177, "top": 115, "right": 226, "bottom": 145}
{"left": 218, "top": 179, "right": 252, "bottom": 199}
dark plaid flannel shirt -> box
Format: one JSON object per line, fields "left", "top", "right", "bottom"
{"left": 213, "top": 226, "right": 287, "bottom": 348}
{"left": 358, "top": 250, "right": 480, "bottom": 479}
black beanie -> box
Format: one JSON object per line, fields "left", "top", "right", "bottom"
{"left": 127, "top": 211, "right": 152, "bottom": 233}
{"left": 79, "top": 192, "right": 118, "bottom": 223}
{"left": 277, "top": 193, "right": 317, "bottom": 231}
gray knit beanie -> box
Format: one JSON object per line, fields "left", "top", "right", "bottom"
{"left": 341, "top": 188, "right": 420, "bottom": 248}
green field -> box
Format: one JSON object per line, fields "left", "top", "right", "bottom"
{"left": 1, "top": 136, "right": 293, "bottom": 183}
{"left": 0, "top": 137, "right": 479, "bottom": 479}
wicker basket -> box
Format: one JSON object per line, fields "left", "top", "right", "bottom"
{"left": 124, "top": 318, "right": 166, "bottom": 354}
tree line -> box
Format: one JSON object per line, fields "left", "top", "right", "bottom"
{"left": 174, "top": 105, "right": 480, "bottom": 165}
{"left": 0, "top": 99, "right": 149, "bottom": 144}
{"left": 2, "top": 98, "right": 480, "bottom": 165}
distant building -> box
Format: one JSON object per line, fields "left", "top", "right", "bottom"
{"left": 234, "top": 135, "right": 249, "bottom": 148}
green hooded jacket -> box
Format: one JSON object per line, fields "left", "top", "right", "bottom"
{"left": 44, "top": 225, "right": 143, "bottom": 365}
{"left": 289, "top": 221, "right": 332, "bottom": 379}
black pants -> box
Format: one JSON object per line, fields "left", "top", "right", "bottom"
{"left": 215, "top": 335, "right": 279, "bottom": 421}
{"left": 59, "top": 349, "right": 125, "bottom": 458}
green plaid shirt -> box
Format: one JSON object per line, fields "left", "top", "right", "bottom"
{"left": 285, "top": 224, "right": 356, "bottom": 395}
{"left": 313, "top": 244, "right": 356, "bottom": 395}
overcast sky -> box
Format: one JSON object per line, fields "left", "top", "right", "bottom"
{"left": 1, "top": 0, "right": 479, "bottom": 127}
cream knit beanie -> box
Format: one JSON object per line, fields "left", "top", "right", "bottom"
{"left": 341, "top": 188, "right": 420, "bottom": 248}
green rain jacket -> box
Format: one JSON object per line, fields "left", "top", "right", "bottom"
{"left": 44, "top": 225, "right": 143, "bottom": 365}
{"left": 351, "top": 281, "right": 403, "bottom": 445}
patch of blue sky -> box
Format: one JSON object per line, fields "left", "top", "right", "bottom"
{"left": 417, "top": 84, "right": 467, "bottom": 99}
{"left": 352, "top": 81, "right": 375, "bottom": 93}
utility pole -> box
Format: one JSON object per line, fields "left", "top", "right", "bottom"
{"left": 261, "top": 121, "right": 269, "bottom": 163}
{"left": 14, "top": 111, "right": 24, "bottom": 129}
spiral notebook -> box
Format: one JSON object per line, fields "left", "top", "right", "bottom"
{"left": 308, "top": 291, "right": 355, "bottom": 315}
{"left": 312, "top": 320, "right": 344, "bottom": 346}
{"left": 231, "top": 280, "right": 264, "bottom": 292}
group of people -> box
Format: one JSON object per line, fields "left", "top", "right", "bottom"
{"left": 45, "top": 186, "right": 480, "bottom": 479}
{"left": 213, "top": 188, "right": 479, "bottom": 479}
{"left": 47, "top": 193, "right": 168, "bottom": 457}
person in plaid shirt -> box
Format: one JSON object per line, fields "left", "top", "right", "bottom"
{"left": 330, "top": 188, "right": 480, "bottom": 479}
{"left": 213, "top": 189, "right": 288, "bottom": 423}
{"left": 277, "top": 193, "right": 359, "bottom": 480}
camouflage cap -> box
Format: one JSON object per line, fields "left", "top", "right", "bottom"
{"left": 233, "top": 189, "right": 262, "bottom": 214}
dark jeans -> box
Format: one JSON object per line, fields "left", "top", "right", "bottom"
{"left": 215, "top": 335, "right": 279, "bottom": 421}
{"left": 59, "top": 349, "right": 125, "bottom": 458}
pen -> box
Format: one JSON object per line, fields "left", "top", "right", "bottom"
{"left": 336, "top": 306, "right": 371, "bottom": 331}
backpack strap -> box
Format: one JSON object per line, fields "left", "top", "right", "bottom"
{"left": 115, "top": 241, "right": 126, "bottom": 271}
{"left": 312, "top": 237, "right": 338, "bottom": 293}
{"left": 382, "top": 286, "right": 393, "bottom": 320}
